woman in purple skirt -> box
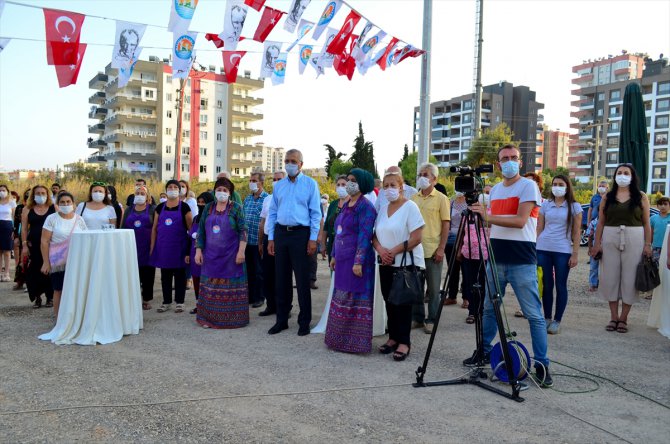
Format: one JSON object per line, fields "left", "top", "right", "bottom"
{"left": 194, "top": 177, "right": 249, "bottom": 329}
{"left": 326, "top": 168, "right": 377, "bottom": 353}
{"left": 187, "top": 192, "right": 214, "bottom": 315}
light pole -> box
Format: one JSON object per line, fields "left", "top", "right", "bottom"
{"left": 416, "top": 0, "right": 433, "bottom": 174}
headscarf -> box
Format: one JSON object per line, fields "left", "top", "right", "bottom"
{"left": 349, "top": 168, "right": 374, "bottom": 195}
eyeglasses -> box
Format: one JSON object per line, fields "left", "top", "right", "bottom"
{"left": 272, "top": 178, "right": 281, "bottom": 182}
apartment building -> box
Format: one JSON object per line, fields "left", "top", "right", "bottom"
{"left": 87, "top": 57, "right": 264, "bottom": 181}
{"left": 259, "top": 144, "right": 285, "bottom": 173}
{"left": 543, "top": 130, "right": 570, "bottom": 170}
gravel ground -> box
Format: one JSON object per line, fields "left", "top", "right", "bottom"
{"left": 1, "top": 252, "right": 669, "bottom": 443}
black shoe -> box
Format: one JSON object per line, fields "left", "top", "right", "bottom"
{"left": 463, "top": 350, "right": 490, "bottom": 367}
{"left": 258, "top": 309, "right": 276, "bottom": 317}
{"left": 268, "top": 323, "right": 288, "bottom": 335}
{"left": 189, "top": 308, "right": 197, "bottom": 314}
{"left": 297, "top": 326, "right": 310, "bottom": 336}
{"left": 534, "top": 365, "right": 553, "bottom": 388}
{"left": 252, "top": 301, "right": 264, "bottom": 308}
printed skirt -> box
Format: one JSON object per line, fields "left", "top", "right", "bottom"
{"left": 196, "top": 275, "right": 249, "bottom": 329}
{"left": 324, "top": 289, "right": 373, "bottom": 353}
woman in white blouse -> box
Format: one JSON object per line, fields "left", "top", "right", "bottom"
{"left": 75, "top": 181, "right": 117, "bottom": 230}
{"left": 0, "top": 184, "right": 16, "bottom": 282}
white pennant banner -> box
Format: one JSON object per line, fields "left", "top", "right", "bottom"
{"left": 284, "top": 0, "right": 311, "bottom": 33}
{"left": 172, "top": 31, "right": 198, "bottom": 79}
{"left": 219, "top": 0, "right": 248, "bottom": 51}
{"left": 111, "top": 21, "right": 147, "bottom": 69}
{"left": 167, "top": 0, "right": 199, "bottom": 34}
{"left": 260, "top": 41, "right": 282, "bottom": 79}
{"left": 271, "top": 52, "right": 287, "bottom": 86}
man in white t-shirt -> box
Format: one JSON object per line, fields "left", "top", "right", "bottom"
{"left": 466, "top": 144, "right": 552, "bottom": 388}
{"left": 258, "top": 170, "right": 285, "bottom": 317}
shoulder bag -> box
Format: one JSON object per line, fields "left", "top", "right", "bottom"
{"left": 388, "top": 241, "right": 423, "bottom": 306}
{"left": 635, "top": 255, "right": 660, "bottom": 292}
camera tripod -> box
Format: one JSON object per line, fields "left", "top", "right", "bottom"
{"left": 413, "top": 205, "right": 525, "bottom": 402}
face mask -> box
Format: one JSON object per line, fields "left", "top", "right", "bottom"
{"left": 455, "top": 192, "right": 464, "bottom": 198}
{"left": 385, "top": 188, "right": 400, "bottom": 202}
{"left": 215, "top": 191, "right": 229, "bottom": 202}
{"left": 134, "top": 195, "right": 147, "bottom": 205}
{"left": 597, "top": 186, "right": 607, "bottom": 194}
{"left": 321, "top": 198, "right": 328, "bottom": 205}
{"left": 197, "top": 205, "right": 205, "bottom": 214}
{"left": 285, "top": 163, "right": 299, "bottom": 177}
{"left": 107, "top": 194, "right": 113, "bottom": 201}
{"left": 501, "top": 161, "right": 520, "bottom": 178}
{"left": 552, "top": 186, "right": 567, "bottom": 197}
{"left": 159, "top": 197, "right": 167, "bottom": 203}
{"left": 416, "top": 176, "right": 430, "bottom": 190}
{"left": 167, "top": 190, "right": 179, "bottom": 199}
{"left": 179, "top": 187, "right": 187, "bottom": 196}
{"left": 615, "top": 174, "right": 632, "bottom": 187}
{"left": 249, "top": 182, "right": 259, "bottom": 192}
{"left": 345, "top": 181, "right": 360, "bottom": 196}
{"left": 91, "top": 192, "right": 105, "bottom": 202}
{"left": 0, "top": 191, "right": 7, "bottom": 199}
{"left": 34, "top": 195, "right": 47, "bottom": 205}
{"left": 134, "top": 185, "right": 141, "bottom": 191}
{"left": 60, "top": 205, "right": 74, "bottom": 215}
{"left": 336, "top": 186, "right": 347, "bottom": 199}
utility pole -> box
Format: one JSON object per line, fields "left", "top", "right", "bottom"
{"left": 472, "top": 0, "right": 484, "bottom": 137}
{"left": 416, "top": 0, "right": 432, "bottom": 173}
{"left": 174, "top": 77, "right": 186, "bottom": 180}
{"left": 584, "top": 120, "right": 606, "bottom": 194}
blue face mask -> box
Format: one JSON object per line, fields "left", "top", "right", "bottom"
{"left": 501, "top": 160, "right": 520, "bottom": 178}
{"left": 285, "top": 163, "right": 299, "bottom": 177}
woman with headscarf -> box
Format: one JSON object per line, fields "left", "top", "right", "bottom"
{"left": 194, "top": 177, "right": 248, "bottom": 328}
{"left": 186, "top": 191, "right": 214, "bottom": 315}
{"left": 326, "top": 169, "right": 377, "bottom": 353}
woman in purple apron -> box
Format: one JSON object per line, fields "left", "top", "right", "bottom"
{"left": 150, "top": 180, "right": 192, "bottom": 314}
{"left": 122, "top": 185, "right": 155, "bottom": 310}
{"left": 186, "top": 192, "right": 214, "bottom": 315}
{"left": 326, "top": 169, "right": 377, "bottom": 353}
{"left": 194, "top": 177, "right": 249, "bottom": 329}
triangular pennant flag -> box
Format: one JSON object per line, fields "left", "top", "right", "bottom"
{"left": 220, "top": 0, "right": 248, "bottom": 51}
{"left": 298, "top": 45, "right": 312, "bottom": 75}
{"left": 0, "top": 38, "right": 10, "bottom": 53}
{"left": 118, "top": 46, "right": 142, "bottom": 88}
{"left": 326, "top": 9, "right": 361, "bottom": 56}
{"left": 271, "top": 52, "right": 288, "bottom": 86}
{"left": 354, "top": 21, "right": 373, "bottom": 51}
{"left": 333, "top": 53, "right": 355, "bottom": 80}
{"left": 244, "top": 0, "right": 266, "bottom": 11}
{"left": 55, "top": 43, "right": 86, "bottom": 88}
{"left": 260, "top": 41, "right": 282, "bottom": 79}
{"left": 312, "top": 0, "right": 342, "bottom": 40}
{"left": 376, "top": 37, "right": 399, "bottom": 71}
{"left": 358, "top": 38, "right": 387, "bottom": 75}
{"left": 168, "top": 0, "right": 199, "bottom": 33}
{"left": 393, "top": 44, "right": 425, "bottom": 65}
{"left": 313, "top": 27, "right": 338, "bottom": 75}
{"left": 43, "top": 8, "right": 85, "bottom": 65}
{"left": 285, "top": 19, "right": 314, "bottom": 52}
{"left": 172, "top": 31, "right": 198, "bottom": 79}
{"left": 205, "top": 33, "right": 225, "bottom": 48}
{"left": 111, "top": 21, "right": 146, "bottom": 69}
{"left": 0, "top": 0, "right": 5, "bottom": 18}
{"left": 253, "top": 6, "right": 285, "bottom": 43}
{"left": 222, "top": 50, "right": 246, "bottom": 83}
{"left": 284, "top": 0, "right": 311, "bottom": 33}
{"left": 353, "top": 29, "right": 386, "bottom": 64}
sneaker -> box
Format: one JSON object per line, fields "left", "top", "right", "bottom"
{"left": 534, "top": 364, "right": 553, "bottom": 388}
{"left": 547, "top": 320, "right": 560, "bottom": 335}
{"left": 423, "top": 323, "right": 434, "bottom": 334}
{"left": 411, "top": 321, "right": 425, "bottom": 329}
{"left": 463, "top": 350, "right": 490, "bottom": 367}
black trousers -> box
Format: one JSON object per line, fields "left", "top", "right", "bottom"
{"left": 379, "top": 265, "right": 413, "bottom": 346}
{"left": 160, "top": 267, "right": 186, "bottom": 304}
{"left": 444, "top": 242, "right": 462, "bottom": 300}
{"left": 27, "top": 245, "right": 53, "bottom": 302}
{"left": 309, "top": 252, "right": 318, "bottom": 282}
{"left": 461, "top": 258, "right": 485, "bottom": 317}
{"left": 274, "top": 226, "right": 311, "bottom": 328}
{"left": 262, "top": 235, "right": 279, "bottom": 313}
{"left": 245, "top": 244, "right": 264, "bottom": 304}
{"left": 138, "top": 265, "right": 155, "bottom": 302}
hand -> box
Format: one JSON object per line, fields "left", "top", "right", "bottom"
{"left": 195, "top": 249, "right": 203, "bottom": 265}
{"left": 568, "top": 253, "right": 578, "bottom": 268}
{"left": 435, "top": 248, "right": 445, "bottom": 263}
{"left": 469, "top": 202, "right": 486, "bottom": 217}
{"left": 380, "top": 248, "right": 394, "bottom": 266}
{"left": 307, "top": 240, "right": 317, "bottom": 256}
{"left": 258, "top": 243, "right": 263, "bottom": 258}
{"left": 319, "top": 240, "right": 326, "bottom": 256}
{"left": 235, "top": 250, "right": 245, "bottom": 264}
{"left": 184, "top": 255, "right": 190, "bottom": 265}
{"left": 643, "top": 244, "right": 652, "bottom": 258}
{"left": 268, "top": 240, "right": 275, "bottom": 256}
{"left": 330, "top": 258, "right": 336, "bottom": 271}
{"left": 352, "top": 264, "right": 362, "bottom": 277}
{"left": 41, "top": 262, "right": 50, "bottom": 275}
{"left": 591, "top": 244, "right": 602, "bottom": 257}
{"left": 21, "top": 246, "right": 29, "bottom": 261}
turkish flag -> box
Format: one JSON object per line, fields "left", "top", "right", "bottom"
{"left": 55, "top": 43, "right": 86, "bottom": 88}
{"left": 326, "top": 10, "right": 361, "bottom": 56}
{"left": 244, "top": 0, "right": 267, "bottom": 12}
{"left": 253, "top": 7, "right": 285, "bottom": 43}
{"left": 334, "top": 54, "right": 356, "bottom": 80}
{"left": 394, "top": 45, "right": 425, "bottom": 65}
{"left": 348, "top": 34, "right": 359, "bottom": 53}
{"left": 43, "top": 8, "right": 85, "bottom": 65}
{"left": 376, "top": 37, "right": 399, "bottom": 71}
{"left": 222, "top": 50, "right": 246, "bottom": 83}
{"left": 206, "top": 33, "right": 245, "bottom": 49}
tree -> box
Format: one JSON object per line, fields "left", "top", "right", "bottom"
{"left": 398, "top": 144, "right": 409, "bottom": 166}
{"left": 324, "top": 144, "right": 345, "bottom": 178}
{"left": 464, "top": 123, "right": 516, "bottom": 168}
{"left": 329, "top": 158, "right": 354, "bottom": 179}
{"left": 349, "top": 121, "right": 378, "bottom": 178}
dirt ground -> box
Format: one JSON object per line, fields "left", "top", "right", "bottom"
{"left": 1, "top": 253, "right": 669, "bottom": 443}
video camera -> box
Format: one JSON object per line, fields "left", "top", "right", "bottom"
{"left": 450, "top": 164, "right": 493, "bottom": 205}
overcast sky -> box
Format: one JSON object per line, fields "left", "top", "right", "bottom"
{"left": 0, "top": 0, "right": 668, "bottom": 173}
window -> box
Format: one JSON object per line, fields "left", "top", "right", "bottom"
{"left": 217, "top": 117, "right": 223, "bottom": 124}
{"left": 181, "top": 163, "right": 190, "bottom": 172}
{"left": 165, "top": 128, "right": 172, "bottom": 135}
{"left": 200, "top": 115, "right": 208, "bottom": 123}
{"left": 166, "top": 76, "right": 172, "bottom": 83}
{"left": 607, "top": 136, "right": 619, "bottom": 148}
{"left": 200, "top": 165, "right": 207, "bottom": 173}
{"left": 234, "top": 168, "right": 240, "bottom": 175}
{"left": 610, "top": 90, "right": 621, "bottom": 100}
{"left": 216, "top": 100, "right": 223, "bottom": 108}
{"left": 657, "top": 99, "right": 670, "bottom": 112}
{"left": 609, "top": 106, "right": 620, "bottom": 117}
{"left": 656, "top": 115, "right": 669, "bottom": 129}
{"left": 185, "top": 96, "right": 190, "bottom": 104}
{"left": 605, "top": 167, "right": 616, "bottom": 177}
{"left": 144, "top": 89, "right": 154, "bottom": 99}
{"left": 200, "top": 131, "right": 208, "bottom": 140}
{"left": 166, "top": 93, "right": 172, "bottom": 101}
{"left": 184, "top": 112, "right": 190, "bottom": 122}
{"left": 148, "top": 162, "right": 154, "bottom": 169}
{"left": 216, "top": 166, "right": 221, "bottom": 173}
{"left": 651, "top": 183, "right": 666, "bottom": 194}
{"left": 182, "top": 146, "right": 189, "bottom": 155}
{"left": 216, "top": 133, "right": 222, "bottom": 141}
{"left": 608, "top": 121, "right": 619, "bottom": 133}
{"left": 654, "top": 132, "right": 668, "bottom": 145}
{"left": 495, "top": 116, "right": 500, "bottom": 123}
{"left": 183, "top": 130, "right": 190, "bottom": 138}
{"left": 462, "top": 140, "right": 471, "bottom": 148}
{"left": 435, "top": 107, "right": 444, "bottom": 113}
{"left": 166, "top": 110, "right": 172, "bottom": 118}
{"left": 597, "top": 92, "right": 605, "bottom": 101}
{"left": 200, "top": 99, "right": 208, "bottom": 109}
{"left": 216, "top": 149, "right": 222, "bottom": 158}
{"left": 200, "top": 147, "right": 207, "bottom": 156}
{"left": 652, "top": 165, "right": 666, "bottom": 179}
{"left": 165, "top": 145, "right": 172, "bottom": 154}
{"left": 658, "top": 82, "right": 670, "bottom": 95}
{"left": 495, "top": 102, "right": 501, "bottom": 110}
{"left": 653, "top": 149, "right": 667, "bottom": 162}
{"left": 166, "top": 163, "right": 171, "bottom": 171}
{"left": 463, "top": 127, "right": 471, "bottom": 136}
{"left": 463, "top": 100, "right": 472, "bottom": 110}
{"left": 463, "top": 114, "right": 471, "bottom": 123}
{"left": 606, "top": 152, "right": 618, "bottom": 163}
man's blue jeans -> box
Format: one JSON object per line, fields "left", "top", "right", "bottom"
{"left": 589, "top": 257, "right": 599, "bottom": 288}
{"left": 483, "top": 263, "right": 549, "bottom": 367}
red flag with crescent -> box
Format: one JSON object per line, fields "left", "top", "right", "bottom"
{"left": 376, "top": 37, "right": 399, "bottom": 71}
{"left": 333, "top": 53, "right": 356, "bottom": 80}
{"left": 253, "top": 6, "right": 285, "bottom": 43}
{"left": 43, "top": 8, "right": 85, "bottom": 65}
{"left": 326, "top": 9, "right": 360, "bottom": 56}
{"left": 244, "top": 0, "right": 267, "bottom": 12}
{"left": 222, "top": 50, "right": 246, "bottom": 83}
{"left": 206, "top": 34, "right": 245, "bottom": 49}
{"left": 55, "top": 43, "right": 86, "bottom": 88}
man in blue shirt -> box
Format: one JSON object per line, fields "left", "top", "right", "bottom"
{"left": 587, "top": 180, "right": 608, "bottom": 225}
{"left": 243, "top": 172, "right": 269, "bottom": 308}
{"left": 650, "top": 196, "right": 670, "bottom": 264}
{"left": 267, "top": 149, "right": 322, "bottom": 336}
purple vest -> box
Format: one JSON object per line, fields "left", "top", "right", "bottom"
{"left": 123, "top": 205, "right": 152, "bottom": 267}
{"left": 150, "top": 201, "right": 187, "bottom": 269}
{"left": 201, "top": 203, "right": 244, "bottom": 279}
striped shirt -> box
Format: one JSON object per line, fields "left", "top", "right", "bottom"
{"left": 489, "top": 177, "right": 541, "bottom": 264}
{"left": 243, "top": 191, "right": 268, "bottom": 246}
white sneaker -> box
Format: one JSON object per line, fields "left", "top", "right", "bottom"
{"left": 547, "top": 320, "right": 560, "bottom": 335}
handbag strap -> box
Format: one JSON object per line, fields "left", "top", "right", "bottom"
{"left": 399, "top": 240, "right": 416, "bottom": 268}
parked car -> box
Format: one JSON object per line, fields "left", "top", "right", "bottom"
{"left": 579, "top": 203, "right": 659, "bottom": 246}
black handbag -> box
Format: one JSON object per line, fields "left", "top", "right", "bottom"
{"left": 635, "top": 255, "right": 661, "bottom": 292}
{"left": 388, "top": 241, "right": 423, "bottom": 306}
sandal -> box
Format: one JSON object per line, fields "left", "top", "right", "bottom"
{"left": 465, "top": 315, "right": 475, "bottom": 324}
{"left": 189, "top": 308, "right": 197, "bottom": 314}
{"left": 605, "top": 320, "right": 618, "bottom": 332}
{"left": 44, "top": 301, "right": 53, "bottom": 308}
{"left": 157, "top": 304, "right": 171, "bottom": 313}
{"left": 378, "top": 342, "right": 398, "bottom": 354}
{"left": 461, "top": 300, "right": 469, "bottom": 309}
{"left": 616, "top": 321, "right": 628, "bottom": 333}
{"left": 393, "top": 346, "right": 411, "bottom": 362}
{"left": 142, "top": 302, "right": 151, "bottom": 310}
{"left": 514, "top": 310, "right": 525, "bottom": 318}
{"left": 175, "top": 304, "right": 185, "bottom": 313}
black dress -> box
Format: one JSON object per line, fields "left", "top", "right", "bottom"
{"left": 26, "top": 205, "right": 55, "bottom": 303}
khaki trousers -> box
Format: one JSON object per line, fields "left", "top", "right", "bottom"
{"left": 599, "top": 226, "right": 644, "bottom": 305}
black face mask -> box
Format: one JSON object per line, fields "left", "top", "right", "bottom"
{"left": 197, "top": 205, "right": 205, "bottom": 214}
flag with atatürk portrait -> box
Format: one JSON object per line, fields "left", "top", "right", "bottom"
{"left": 326, "top": 9, "right": 360, "bottom": 56}
{"left": 271, "top": 52, "right": 287, "bottom": 86}
{"left": 222, "top": 50, "right": 246, "bottom": 83}
{"left": 260, "top": 41, "right": 282, "bottom": 79}
{"left": 117, "top": 46, "right": 142, "bottom": 88}
{"left": 43, "top": 8, "right": 85, "bottom": 65}
{"left": 219, "top": 0, "right": 248, "bottom": 51}
{"left": 55, "top": 43, "right": 86, "bottom": 88}
{"left": 298, "top": 45, "right": 312, "bottom": 75}
{"left": 312, "top": 0, "right": 342, "bottom": 40}
{"left": 168, "top": 0, "right": 199, "bottom": 34}
{"left": 283, "top": 0, "right": 311, "bottom": 33}
{"left": 286, "top": 18, "right": 314, "bottom": 52}
{"left": 172, "top": 31, "right": 198, "bottom": 79}
{"left": 253, "top": 6, "right": 284, "bottom": 43}
{"left": 111, "top": 21, "right": 146, "bottom": 69}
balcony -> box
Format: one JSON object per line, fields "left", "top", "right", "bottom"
{"left": 88, "top": 123, "right": 105, "bottom": 134}
{"left": 87, "top": 155, "right": 106, "bottom": 163}
{"left": 89, "top": 107, "right": 108, "bottom": 119}
{"left": 572, "top": 74, "right": 593, "bottom": 84}
{"left": 87, "top": 138, "right": 107, "bottom": 149}
{"left": 89, "top": 73, "right": 108, "bottom": 89}
{"left": 231, "top": 108, "right": 263, "bottom": 121}
{"left": 104, "top": 112, "right": 156, "bottom": 125}
{"left": 102, "top": 129, "right": 157, "bottom": 143}
{"left": 232, "top": 91, "right": 264, "bottom": 106}
{"left": 579, "top": 101, "right": 595, "bottom": 109}
{"left": 88, "top": 91, "right": 106, "bottom": 105}
{"left": 231, "top": 125, "right": 263, "bottom": 136}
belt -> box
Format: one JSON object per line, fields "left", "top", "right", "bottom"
{"left": 276, "top": 224, "right": 309, "bottom": 232}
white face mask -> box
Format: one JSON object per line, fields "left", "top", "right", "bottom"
{"left": 597, "top": 186, "right": 607, "bottom": 194}
{"left": 91, "top": 192, "right": 105, "bottom": 202}
{"left": 107, "top": 194, "right": 113, "bottom": 201}
{"left": 345, "top": 181, "right": 360, "bottom": 196}
{"left": 179, "top": 187, "right": 187, "bottom": 196}
{"left": 416, "top": 176, "right": 430, "bottom": 190}
{"left": 336, "top": 186, "right": 348, "bottom": 199}
{"left": 552, "top": 186, "right": 567, "bottom": 197}
{"left": 34, "top": 195, "right": 47, "bottom": 205}
{"left": 167, "top": 190, "right": 179, "bottom": 199}
{"left": 0, "top": 191, "right": 8, "bottom": 199}
{"left": 60, "top": 205, "right": 74, "bottom": 215}
{"left": 249, "top": 182, "right": 259, "bottom": 192}
{"left": 321, "top": 198, "right": 328, "bottom": 205}
{"left": 455, "top": 192, "right": 465, "bottom": 198}
{"left": 615, "top": 175, "right": 632, "bottom": 187}
{"left": 134, "top": 195, "right": 147, "bottom": 205}
{"left": 159, "top": 197, "right": 168, "bottom": 203}
{"left": 215, "top": 191, "right": 229, "bottom": 202}
{"left": 385, "top": 188, "right": 400, "bottom": 202}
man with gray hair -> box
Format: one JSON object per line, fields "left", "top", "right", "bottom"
{"left": 411, "top": 163, "right": 450, "bottom": 333}
{"left": 244, "top": 171, "right": 269, "bottom": 308}
{"left": 258, "top": 169, "right": 286, "bottom": 316}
